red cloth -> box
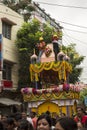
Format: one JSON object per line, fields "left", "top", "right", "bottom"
{"left": 74, "top": 115, "right": 87, "bottom": 125}
{"left": 32, "top": 117, "right": 37, "bottom": 129}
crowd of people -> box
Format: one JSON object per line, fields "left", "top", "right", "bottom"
{"left": 0, "top": 106, "right": 87, "bottom": 130}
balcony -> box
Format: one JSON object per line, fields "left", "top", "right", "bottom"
{"left": 1, "top": 80, "right": 13, "bottom": 90}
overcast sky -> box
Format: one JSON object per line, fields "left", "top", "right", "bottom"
{"left": 33, "top": 0, "right": 87, "bottom": 83}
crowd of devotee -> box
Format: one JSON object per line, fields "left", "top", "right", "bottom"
{"left": 0, "top": 106, "right": 87, "bottom": 130}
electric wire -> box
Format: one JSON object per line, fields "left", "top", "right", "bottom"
{"left": 62, "top": 34, "right": 87, "bottom": 55}
{"left": 62, "top": 30, "right": 73, "bottom": 45}
{"left": 63, "top": 32, "right": 87, "bottom": 46}
{"left": 62, "top": 38, "right": 70, "bottom": 46}
{"left": 62, "top": 29, "right": 87, "bottom": 57}
{"left": 36, "top": 1, "right": 87, "bottom": 9}
{"left": 63, "top": 28, "right": 87, "bottom": 34}
{"left": 56, "top": 20, "right": 87, "bottom": 29}
{"left": 34, "top": 1, "right": 87, "bottom": 29}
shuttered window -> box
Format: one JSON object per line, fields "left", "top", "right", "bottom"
{"left": 2, "top": 22, "right": 12, "bottom": 39}
{"left": 3, "top": 63, "right": 12, "bottom": 80}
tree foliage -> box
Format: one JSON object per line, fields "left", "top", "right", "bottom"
{"left": 2, "top": 0, "right": 35, "bottom": 21}
{"left": 62, "top": 44, "right": 85, "bottom": 83}
{"left": 79, "top": 88, "right": 87, "bottom": 105}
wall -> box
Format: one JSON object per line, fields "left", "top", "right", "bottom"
{"left": 0, "top": 3, "right": 24, "bottom": 89}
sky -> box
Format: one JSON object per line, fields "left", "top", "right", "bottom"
{"left": 33, "top": 0, "right": 87, "bottom": 83}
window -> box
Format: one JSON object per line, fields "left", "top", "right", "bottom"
{"left": 2, "top": 22, "right": 12, "bottom": 39}
{"left": 2, "top": 62, "right": 12, "bottom": 80}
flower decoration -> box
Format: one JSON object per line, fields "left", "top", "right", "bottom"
{"left": 21, "top": 84, "right": 80, "bottom": 95}
{"left": 52, "top": 88, "right": 59, "bottom": 93}
{"left": 63, "top": 83, "right": 69, "bottom": 92}
{"left": 32, "top": 88, "right": 38, "bottom": 94}
{"left": 45, "top": 46, "right": 52, "bottom": 57}
{"left": 21, "top": 88, "right": 28, "bottom": 94}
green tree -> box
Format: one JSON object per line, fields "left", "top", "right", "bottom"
{"left": 2, "top": 0, "right": 35, "bottom": 22}
{"left": 79, "top": 88, "right": 87, "bottom": 106}
{"left": 62, "top": 44, "right": 85, "bottom": 83}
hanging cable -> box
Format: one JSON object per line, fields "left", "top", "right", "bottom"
{"left": 36, "top": 1, "right": 87, "bottom": 9}
{"left": 63, "top": 28, "right": 87, "bottom": 34}
{"left": 56, "top": 20, "right": 87, "bottom": 29}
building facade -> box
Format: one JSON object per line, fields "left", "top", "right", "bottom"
{"left": 0, "top": 3, "right": 24, "bottom": 90}
{"left": 31, "top": 2, "right": 63, "bottom": 33}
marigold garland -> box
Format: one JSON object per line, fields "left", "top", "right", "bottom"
{"left": 23, "top": 92, "right": 79, "bottom": 101}
{"left": 42, "top": 93, "right": 53, "bottom": 100}
{"left": 30, "top": 61, "right": 72, "bottom": 81}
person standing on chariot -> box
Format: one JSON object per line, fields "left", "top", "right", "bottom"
{"left": 52, "top": 34, "right": 60, "bottom": 61}
{"left": 36, "top": 37, "right": 46, "bottom": 62}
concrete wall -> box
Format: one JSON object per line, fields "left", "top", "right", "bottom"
{"left": 0, "top": 3, "right": 24, "bottom": 89}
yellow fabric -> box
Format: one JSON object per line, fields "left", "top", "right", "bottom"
{"left": 30, "top": 61, "right": 72, "bottom": 81}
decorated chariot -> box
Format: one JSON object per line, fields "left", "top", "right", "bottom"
{"left": 21, "top": 41, "right": 80, "bottom": 116}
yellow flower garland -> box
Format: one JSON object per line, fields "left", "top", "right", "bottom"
{"left": 30, "top": 61, "right": 72, "bottom": 81}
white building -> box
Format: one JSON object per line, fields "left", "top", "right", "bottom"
{"left": 0, "top": 3, "right": 24, "bottom": 90}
